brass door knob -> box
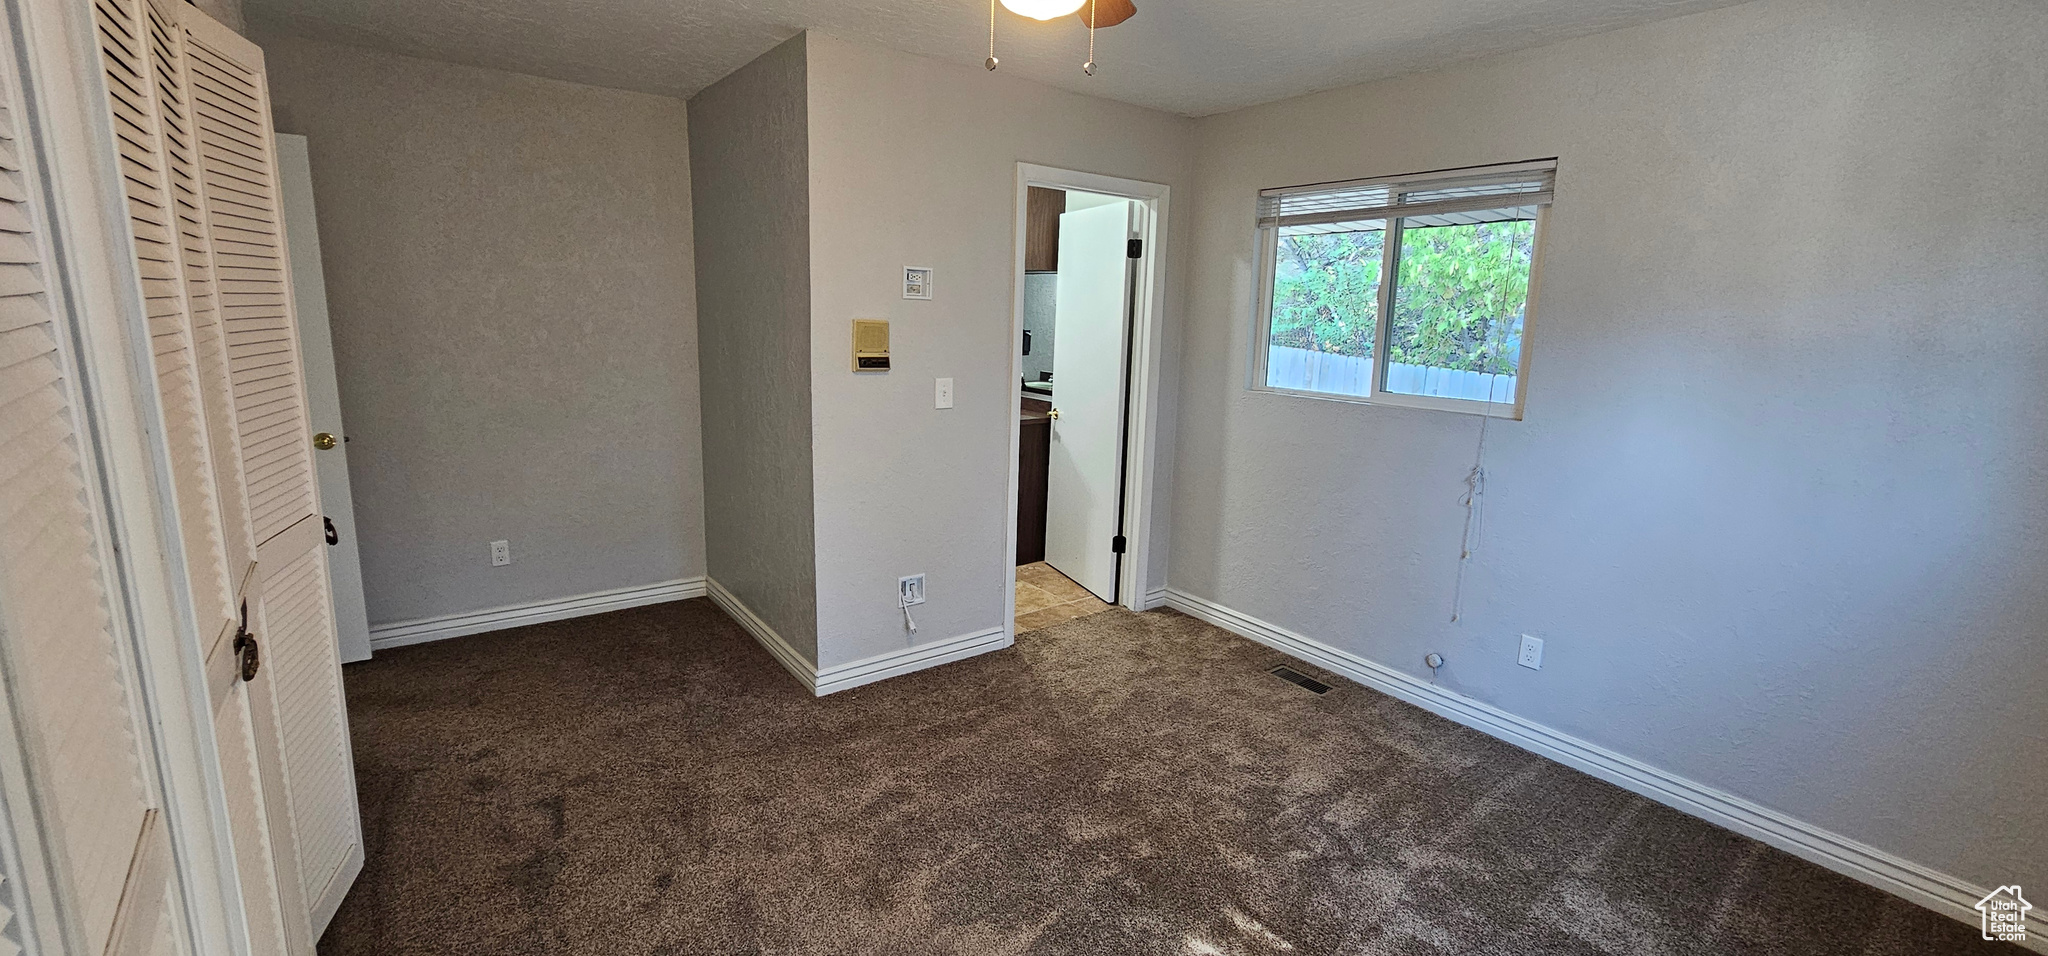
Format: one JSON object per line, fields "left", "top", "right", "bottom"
{"left": 1048, "top": 408, "right": 1060, "bottom": 420}
{"left": 312, "top": 432, "right": 337, "bottom": 450}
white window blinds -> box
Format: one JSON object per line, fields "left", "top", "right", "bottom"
{"left": 1257, "top": 160, "right": 1556, "bottom": 233}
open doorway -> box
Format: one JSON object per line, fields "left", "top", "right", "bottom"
{"left": 1006, "top": 166, "right": 1170, "bottom": 635}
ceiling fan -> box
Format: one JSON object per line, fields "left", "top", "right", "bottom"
{"left": 986, "top": 0, "right": 1136, "bottom": 75}
{"left": 997, "top": 0, "right": 1135, "bottom": 27}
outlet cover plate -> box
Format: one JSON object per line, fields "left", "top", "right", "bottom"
{"left": 898, "top": 574, "right": 926, "bottom": 607}
{"left": 490, "top": 540, "right": 511, "bottom": 567}
{"left": 903, "top": 266, "right": 933, "bottom": 300}
{"left": 1518, "top": 634, "right": 1544, "bottom": 670}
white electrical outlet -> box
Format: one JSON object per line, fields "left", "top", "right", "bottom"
{"left": 935, "top": 377, "right": 954, "bottom": 409}
{"left": 1518, "top": 634, "right": 1544, "bottom": 670}
{"left": 898, "top": 574, "right": 926, "bottom": 607}
{"left": 490, "top": 540, "right": 511, "bottom": 567}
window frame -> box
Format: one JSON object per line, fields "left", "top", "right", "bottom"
{"left": 1250, "top": 160, "right": 1554, "bottom": 421}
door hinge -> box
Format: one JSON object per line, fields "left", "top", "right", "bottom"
{"left": 232, "top": 600, "right": 260, "bottom": 682}
{"left": 324, "top": 516, "right": 339, "bottom": 545}
{"left": 1111, "top": 535, "right": 1127, "bottom": 554}
{"left": 1126, "top": 238, "right": 1142, "bottom": 258}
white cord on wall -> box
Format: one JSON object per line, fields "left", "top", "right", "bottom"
{"left": 1450, "top": 412, "right": 1491, "bottom": 624}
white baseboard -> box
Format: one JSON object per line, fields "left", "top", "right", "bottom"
{"left": 1160, "top": 587, "right": 2034, "bottom": 948}
{"left": 1142, "top": 587, "right": 1169, "bottom": 611}
{"left": 705, "top": 577, "right": 1012, "bottom": 697}
{"left": 814, "top": 625, "right": 1011, "bottom": 696}
{"left": 705, "top": 577, "right": 818, "bottom": 692}
{"left": 368, "top": 578, "right": 706, "bottom": 651}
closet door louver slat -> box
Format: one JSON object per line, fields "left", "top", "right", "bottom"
{"left": 0, "top": 24, "right": 183, "bottom": 956}
{"left": 1, "top": 882, "right": 19, "bottom": 956}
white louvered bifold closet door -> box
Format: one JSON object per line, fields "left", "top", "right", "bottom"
{"left": 91, "top": 0, "right": 296, "bottom": 953}
{"left": 181, "top": 13, "right": 364, "bottom": 934}
{"left": 141, "top": 4, "right": 315, "bottom": 950}
{"left": 0, "top": 22, "right": 185, "bottom": 956}
{"left": 89, "top": 0, "right": 363, "bottom": 950}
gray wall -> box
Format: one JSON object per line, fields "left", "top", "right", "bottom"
{"left": 688, "top": 35, "right": 821, "bottom": 662}
{"left": 1171, "top": 0, "right": 2047, "bottom": 890}
{"left": 258, "top": 33, "right": 707, "bottom": 627}
{"left": 186, "top": 0, "right": 243, "bottom": 33}
{"left": 804, "top": 34, "right": 1194, "bottom": 667}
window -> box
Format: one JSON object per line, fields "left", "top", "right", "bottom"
{"left": 1253, "top": 160, "right": 1554, "bottom": 418}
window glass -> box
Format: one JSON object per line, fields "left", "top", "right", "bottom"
{"left": 1253, "top": 160, "right": 1552, "bottom": 415}
{"left": 1384, "top": 212, "right": 1534, "bottom": 404}
{"left": 1265, "top": 221, "right": 1384, "bottom": 398}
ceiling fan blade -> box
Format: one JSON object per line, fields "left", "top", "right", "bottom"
{"left": 1075, "top": 0, "right": 1136, "bottom": 28}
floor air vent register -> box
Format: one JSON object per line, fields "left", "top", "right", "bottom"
{"left": 1268, "top": 665, "right": 1332, "bottom": 695}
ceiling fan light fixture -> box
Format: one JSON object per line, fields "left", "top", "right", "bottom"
{"left": 999, "top": 0, "right": 1088, "bottom": 21}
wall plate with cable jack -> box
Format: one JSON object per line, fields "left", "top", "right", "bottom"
{"left": 898, "top": 574, "right": 926, "bottom": 633}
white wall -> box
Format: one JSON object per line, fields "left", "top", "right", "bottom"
{"left": 259, "top": 34, "right": 707, "bottom": 628}
{"left": 688, "top": 35, "right": 822, "bottom": 662}
{"left": 1170, "top": 0, "right": 2047, "bottom": 892}
{"left": 803, "top": 33, "right": 1194, "bottom": 667}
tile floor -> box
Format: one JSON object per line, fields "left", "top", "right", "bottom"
{"left": 1014, "top": 561, "right": 1111, "bottom": 631}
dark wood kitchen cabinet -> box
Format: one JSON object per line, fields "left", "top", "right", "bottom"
{"left": 1025, "top": 187, "right": 1066, "bottom": 273}
{"left": 1017, "top": 398, "right": 1052, "bottom": 564}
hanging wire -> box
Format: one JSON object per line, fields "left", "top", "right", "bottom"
{"left": 1450, "top": 251, "right": 1525, "bottom": 624}
{"left": 986, "top": 0, "right": 999, "bottom": 70}
{"left": 1082, "top": 0, "right": 1097, "bottom": 75}
{"left": 1449, "top": 410, "right": 1491, "bottom": 623}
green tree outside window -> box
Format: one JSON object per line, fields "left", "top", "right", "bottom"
{"left": 1271, "top": 218, "right": 1533, "bottom": 377}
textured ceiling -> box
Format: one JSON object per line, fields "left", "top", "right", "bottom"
{"left": 244, "top": 0, "right": 1750, "bottom": 116}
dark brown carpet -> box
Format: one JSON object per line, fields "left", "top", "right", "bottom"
{"left": 321, "top": 600, "right": 2013, "bottom": 955}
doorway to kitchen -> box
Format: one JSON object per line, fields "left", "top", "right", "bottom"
{"left": 1006, "top": 165, "right": 1170, "bottom": 634}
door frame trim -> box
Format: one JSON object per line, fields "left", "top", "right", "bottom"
{"left": 1007, "top": 164, "right": 1171, "bottom": 626}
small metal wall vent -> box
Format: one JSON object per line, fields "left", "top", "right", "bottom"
{"left": 1269, "top": 665, "right": 1332, "bottom": 694}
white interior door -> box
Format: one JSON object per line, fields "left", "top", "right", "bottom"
{"left": 1043, "top": 198, "right": 1133, "bottom": 603}
{"left": 277, "top": 133, "right": 371, "bottom": 664}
